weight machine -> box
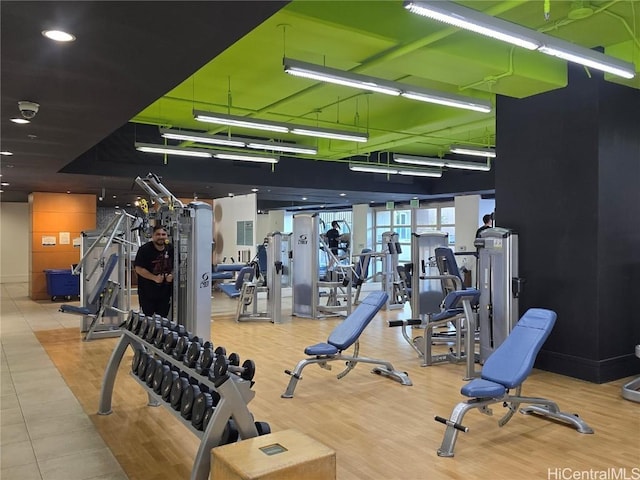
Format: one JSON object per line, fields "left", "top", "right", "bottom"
{"left": 63, "top": 210, "right": 140, "bottom": 340}
{"left": 292, "top": 213, "right": 353, "bottom": 319}
{"left": 135, "top": 173, "right": 213, "bottom": 339}
{"left": 475, "top": 227, "right": 523, "bottom": 362}
{"left": 235, "top": 232, "right": 291, "bottom": 323}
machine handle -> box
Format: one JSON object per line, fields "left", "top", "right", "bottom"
{"left": 434, "top": 415, "right": 469, "bottom": 432}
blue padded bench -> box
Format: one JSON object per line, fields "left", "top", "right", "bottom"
{"left": 390, "top": 288, "right": 480, "bottom": 380}
{"left": 60, "top": 253, "right": 121, "bottom": 341}
{"left": 435, "top": 308, "right": 593, "bottom": 457}
{"left": 219, "top": 266, "right": 254, "bottom": 299}
{"left": 281, "top": 291, "right": 412, "bottom": 398}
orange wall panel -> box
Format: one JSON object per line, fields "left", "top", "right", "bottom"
{"left": 29, "top": 192, "right": 96, "bottom": 300}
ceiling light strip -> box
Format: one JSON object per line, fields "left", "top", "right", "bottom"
{"left": 404, "top": 1, "right": 540, "bottom": 50}
{"left": 349, "top": 162, "right": 441, "bottom": 177}
{"left": 284, "top": 57, "right": 491, "bottom": 113}
{"left": 194, "top": 110, "right": 368, "bottom": 143}
{"left": 404, "top": 0, "right": 636, "bottom": 79}
{"left": 450, "top": 144, "right": 496, "bottom": 158}
{"left": 135, "top": 142, "right": 212, "bottom": 158}
{"left": 394, "top": 153, "right": 491, "bottom": 171}
{"left": 284, "top": 58, "right": 401, "bottom": 96}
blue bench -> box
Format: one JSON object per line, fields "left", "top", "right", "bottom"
{"left": 219, "top": 266, "right": 254, "bottom": 299}
{"left": 281, "top": 291, "right": 412, "bottom": 398}
{"left": 436, "top": 308, "right": 593, "bottom": 457}
{"left": 60, "top": 253, "right": 122, "bottom": 341}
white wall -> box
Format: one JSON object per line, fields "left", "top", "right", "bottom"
{"left": 352, "top": 204, "right": 372, "bottom": 253}
{"left": 0, "top": 202, "right": 29, "bottom": 283}
{"left": 213, "top": 194, "right": 257, "bottom": 263}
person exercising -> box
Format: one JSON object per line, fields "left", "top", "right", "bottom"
{"left": 475, "top": 214, "right": 493, "bottom": 238}
{"left": 326, "top": 221, "right": 340, "bottom": 255}
{"left": 134, "top": 225, "right": 174, "bottom": 317}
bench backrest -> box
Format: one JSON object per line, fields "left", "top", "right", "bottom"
{"left": 434, "top": 247, "right": 464, "bottom": 293}
{"left": 482, "top": 308, "right": 556, "bottom": 389}
{"left": 354, "top": 249, "right": 372, "bottom": 285}
{"left": 235, "top": 266, "right": 255, "bottom": 290}
{"left": 328, "top": 291, "right": 388, "bottom": 351}
{"left": 88, "top": 253, "right": 119, "bottom": 305}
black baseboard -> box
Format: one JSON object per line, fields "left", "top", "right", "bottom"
{"left": 535, "top": 350, "right": 640, "bottom": 384}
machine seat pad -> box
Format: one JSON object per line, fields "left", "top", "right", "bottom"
{"left": 59, "top": 305, "right": 92, "bottom": 316}
{"left": 325, "top": 291, "right": 388, "bottom": 351}
{"left": 461, "top": 378, "right": 506, "bottom": 398}
{"left": 219, "top": 284, "right": 241, "bottom": 298}
{"left": 211, "top": 272, "right": 234, "bottom": 280}
{"left": 481, "top": 308, "right": 557, "bottom": 390}
{"left": 430, "top": 308, "right": 464, "bottom": 322}
{"left": 305, "top": 343, "right": 339, "bottom": 356}
{"left": 215, "top": 264, "right": 246, "bottom": 272}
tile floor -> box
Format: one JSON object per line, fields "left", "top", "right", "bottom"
{"left": 1, "top": 282, "right": 128, "bottom": 480}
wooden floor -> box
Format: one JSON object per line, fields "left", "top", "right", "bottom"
{"left": 36, "top": 293, "right": 639, "bottom": 480}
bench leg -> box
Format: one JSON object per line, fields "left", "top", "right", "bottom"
{"left": 519, "top": 398, "right": 594, "bottom": 434}
{"left": 437, "top": 401, "right": 477, "bottom": 457}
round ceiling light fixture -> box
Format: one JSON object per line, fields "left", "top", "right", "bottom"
{"left": 42, "top": 30, "right": 76, "bottom": 42}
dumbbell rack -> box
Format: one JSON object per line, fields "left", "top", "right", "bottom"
{"left": 98, "top": 327, "right": 259, "bottom": 480}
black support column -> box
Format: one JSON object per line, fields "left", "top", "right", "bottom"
{"left": 495, "top": 64, "right": 640, "bottom": 383}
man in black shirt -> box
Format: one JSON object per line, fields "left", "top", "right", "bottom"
{"left": 326, "top": 221, "right": 340, "bottom": 256}
{"left": 475, "top": 214, "right": 493, "bottom": 238}
{"left": 134, "top": 225, "right": 174, "bottom": 317}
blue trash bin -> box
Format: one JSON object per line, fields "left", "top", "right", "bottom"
{"left": 44, "top": 269, "right": 80, "bottom": 301}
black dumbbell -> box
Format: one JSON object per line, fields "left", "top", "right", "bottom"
{"left": 130, "top": 312, "right": 143, "bottom": 334}
{"left": 131, "top": 348, "right": 144, "bottom": 374}
{"left": 202, "top": 407, "right": 215, "bottom": 431}
{"left": 145, "top": 358, "right": 161, "bottom": 387}
{"left": 211, "top": 354, "right": 256, "bottom": 382}
{"left": 170, "top": 374, "right": 190, "bottom": 411}
{"left": 180, "top": 381, "right": 201, "bottom": 421}
{"left": 255, "top": 421, "right": 271, "bottom": 436}
{"left": 172, "top": 335, "right": 190, "bottom": 361}
{"left": 153, "top": 362, "right": 170, "bottom": 394}
{"left": 154, "top": 326, "right": 169, "bottom": 348}
{"left": 191, "top": 391, "right": 214, "bottom": 431}
{"left": 163, "top": 331, "right": 179, "bottom": 355}
{"left": 220, "top": 419, "right": 239, "bottom": 445}
{"left": 161, "top": 368, "right": 179, "bottom": 402}
{"left": 184, "top": 339, "right": 202, "bottom": 368}
{"left": 136, "top": 353, "right": 151, "bottom": 379}
{"left": 196, "top": 346, "right": 214, "bottom": 376}
{"left": 145, "top": 319, "right": 160, "bottom": 343}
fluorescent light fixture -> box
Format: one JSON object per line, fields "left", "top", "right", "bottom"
{"left": 135, "top": 142, "right": 212, "bottom": 158}
{"left": 405, "top": 1, "right": 636, "bottom": 79}
{"left": 42, "top": 30, "right": 76, "bottom": 42}
{"left": 450, "top": 145, "right": 496, "bottom": 158}
{"left": 400, "top": 91, "right": 491, "bottom": 113}
{"left": 404, "top": 1, "right": 540, "bottom": 50}
{"left": 284, "top": 57, "right": 491, "bottom": 113}
{"left": 290, "top": 127, "right": 368, "bottom": 143}
{"left": 284, "top": 58, "right": 401, "bottom": 96}
{"left": 394, "top": 153, "right": 491, "bottom": 171}
{"left": 194, "top": 110, "right": 289, "bottom": 133}
{"left": 194, "top": 110, "right": 368, "bottom": 143}
{"left": 349, "top": 162, "right": 441, "bottom": 177}
{"left": 213, "top": 152, "right": 279, "bottom": 164}
{"left": 246, "top": 141, "right": 317, "bottom": 155}
{"left": 160, "top": 128, "right": 245, "bottom": 147}
{"left": 538, "top": 45, "right": 636, "bottom": 79}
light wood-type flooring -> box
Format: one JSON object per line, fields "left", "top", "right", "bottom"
{"left": 8, "top": 285, "right": 640, "bottom": 479}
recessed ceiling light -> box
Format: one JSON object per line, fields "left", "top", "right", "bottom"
{"left": 339, "top": 193, "right": 346, "bottom": 197}
{"left": 10, "top": 118, "right": 30, "bottom": 124}
{"left": 42, "top": 30, "right": 76, "bottom": 42}
{"left": 0, "top": 190, "right": 3, "bottom": 193}
{"left": 302, "top": 197, "right": 307, "bottom": 200}
{"left": 251, "top": 188, "right": 259, "bottom": 192}
{"left": 0, "top": 151, "right": 13, "bottom": 156}
{"left": 1, "top": 182, "right": 10, "bottom": 186}
{"left": 66, "top": 190, "right": 71, "bottom": 194}
{"left": 112, "top": 195, "right": 117, "bottom": 198}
